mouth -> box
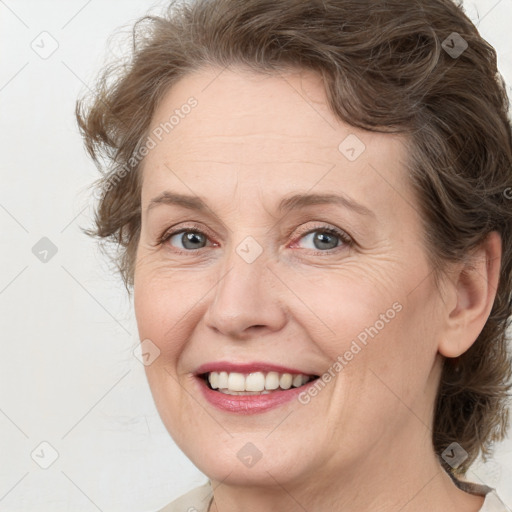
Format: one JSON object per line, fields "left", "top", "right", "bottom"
{"left": 199, "top": 371, "right": 320, "bottom": 395}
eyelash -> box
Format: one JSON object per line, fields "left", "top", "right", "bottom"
{"left": 156, "top": 222, "right": 353, "bottom": 256}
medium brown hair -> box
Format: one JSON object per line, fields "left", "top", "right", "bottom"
{"left": 76, "top": 0, "right": 512, "bottom": 476}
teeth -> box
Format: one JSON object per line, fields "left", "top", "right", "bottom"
{"left": 246, "top": 372, "right": 265, "bottom": 391}
{"left": 228, "top": 372, "right": 246, "bottom": 391}
{"left": 292, "top": 374, "right": 303, "bottom": 388}
{"left": 207, "top": 371, "right": 314, "bottom": 393}
{"left": 265, "top": 372, "right": 280, "bottom": 390}
{"left": 209, "top": 372, "right": 219, "bottom": 389}
{"left": 218, "top": 371, "right": 228, "bottom": 389}
{"left": 280, "top": 373, "right": 293, "bottom": 389}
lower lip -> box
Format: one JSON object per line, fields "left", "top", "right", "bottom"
{"left": 195, "top": 376, "right": 317, "bottom": 414}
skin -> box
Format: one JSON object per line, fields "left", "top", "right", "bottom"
{"left": 133, "top": 66, "right": 501, "bottom": 511}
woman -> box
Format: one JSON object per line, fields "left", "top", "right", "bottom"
{"left": 76, "top": 0, "right": 512, "bottom": 510}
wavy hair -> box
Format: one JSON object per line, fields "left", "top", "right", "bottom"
{"left": 76, "top": 0, "right": 512, "bottom": 476}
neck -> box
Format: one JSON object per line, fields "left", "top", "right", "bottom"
{"left": 207, "top": 435, "right": 485, "bottom": 512}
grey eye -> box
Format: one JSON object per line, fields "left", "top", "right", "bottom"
{"left": 298, "top": 230, "right": 342, "bottom": 251}
{"left": 170, "top": 231, "right": 208, "bottom": 250}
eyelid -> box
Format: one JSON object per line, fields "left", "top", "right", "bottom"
{"left": 290, "top": 222, "right": 353, "bottom": 245}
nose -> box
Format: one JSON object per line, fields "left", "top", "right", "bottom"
{"left": 203, "top": 246, "right": 288, "bottom": 340}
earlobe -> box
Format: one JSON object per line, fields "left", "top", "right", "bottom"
{"left": 438, "top": 231, "right": 502, "bottom": 359}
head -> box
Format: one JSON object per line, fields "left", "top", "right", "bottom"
{"left": 77, "top": 0, "right": 512, "bottom": 484}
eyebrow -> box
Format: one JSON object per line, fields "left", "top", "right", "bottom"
{"left": 146, "top": 191, "right": 375, "bottom": 218}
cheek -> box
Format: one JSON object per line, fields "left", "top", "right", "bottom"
{"left": 287, "top": 261, "right": 438, "bottom": 393}
{"left": 338, "top": 283, "right": 441, "bottom": 411}
{"left": 284, "top": 266, "right": 403, "bottom": 352}
{"left": 133, "top": 272, "right": 196, "bottom": 433}
{"left": 133, "top": 264, "right": 212, "bottom": 366}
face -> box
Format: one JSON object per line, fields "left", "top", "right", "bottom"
{"left": 133, "top": 66, "right": 446, "bottom": 489}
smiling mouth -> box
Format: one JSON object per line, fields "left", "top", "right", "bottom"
{"left": 201, "top": 371, "right": 320, "bottom": 395}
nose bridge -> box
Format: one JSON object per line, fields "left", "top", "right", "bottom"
{"left": 204, "top": 237, "right": 286, "bottom": 337}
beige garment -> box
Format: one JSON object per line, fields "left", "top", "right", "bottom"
{"left": 156, "top": 477, "right": 509, "bottom": 511}
{"left": 157, "top": 481, "right": 213, "bottom": 512}
{"left": 447, "top": 473, "right": 510, "bottom": 512}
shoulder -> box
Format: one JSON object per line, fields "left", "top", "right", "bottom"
{"left": 156, "top": 480, "right": 213, "bottom": 512}
{"left": 153, "top": 476, "right": 510, "bottom": 512}
{"left": 478, "top": 489, "right": 510, "bottom": 512}
{"left": 450, "top": 475, "right": 509, "bottom": 512}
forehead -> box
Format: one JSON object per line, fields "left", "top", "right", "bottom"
{"left": 141, "top": 66, "right": 410, "bottom": 209}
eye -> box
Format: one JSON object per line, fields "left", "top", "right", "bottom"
{"left": 157, "top": 222, "right": 352, "bottom": 254}
{"left": 159, "top": 226, "right": 212, "bottom": 251}
{"left": 292, "top": 225, "right": 352, "bottom": 253}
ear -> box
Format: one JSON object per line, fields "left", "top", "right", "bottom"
{"left": 438, "top": 231, "right": 502, "bottom": 358}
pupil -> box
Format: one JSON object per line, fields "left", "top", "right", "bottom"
{"left": 183, "top": 232, "right": 204, "bottom": 249}
{"left": 315, "top": 232, "right": 337, "bottom": 250}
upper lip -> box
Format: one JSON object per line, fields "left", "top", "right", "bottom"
{"left": 195, "top": 361, "right": 318, "bottom": 376}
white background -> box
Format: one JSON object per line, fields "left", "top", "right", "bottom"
{"left": 0, "top": 1, "right": 511, "bottom": 510}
